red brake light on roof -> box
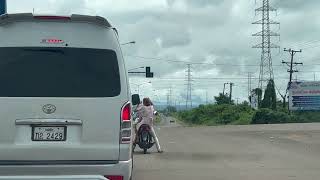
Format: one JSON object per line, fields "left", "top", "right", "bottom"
{"left": 34, "top": 16, "right": 71, "bottom": 20}
{"left": 41, "top": 39, "right": 64, "bottom": 44}
{"left": 121, "top": 103, "right": 131, "bottom": 121}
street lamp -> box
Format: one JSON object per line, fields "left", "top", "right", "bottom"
{"left": 120, "top": 41, "right": 136, "bottom": 46}
{"left": 128, "top": 66, "right": 144, "bottom": 72}
{"left": 131, "top": 81, "right": 151, "bottom": 94}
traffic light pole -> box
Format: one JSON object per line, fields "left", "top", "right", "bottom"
{"left": 128, "top": 66, "right": 154, "bottom": 78}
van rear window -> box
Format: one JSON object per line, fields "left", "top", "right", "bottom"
{"left": 0, "top": 47, "right": 121, "bottom": 97}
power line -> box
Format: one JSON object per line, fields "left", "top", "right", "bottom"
{"left": 126, "top": 54, "right": 320, "bottom": 67}
{"left": 125, "top": 55, "right": 285, "bottom": 67}
{"left": 153, "top": 77, "right": 287, "bottom": 80}
{"left": 302, "top": 43, "right": 320, "bottom": 50}
{"left": 289, "top": 40, "right": 320, "bottom": 48}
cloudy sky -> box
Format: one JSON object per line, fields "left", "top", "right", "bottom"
{"left": 7, "top": 0, "right": 320, "bottom": 105}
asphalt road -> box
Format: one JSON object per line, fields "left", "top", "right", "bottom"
{"left": 133, "top": 121, "right": 320, "bottom": 180}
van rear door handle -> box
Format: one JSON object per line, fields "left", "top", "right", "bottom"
{"left": 15, "top": 119, "right": 82, "bottom": 125}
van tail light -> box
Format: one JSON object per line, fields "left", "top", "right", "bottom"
{"left": 34, "top": 16, "right": 71, "bottom": 20}
{"left": 120, "top": 102, "right": 132, "bottom": 144}
{"left": 104, "top": 175, "right": 123, "bottom": 180}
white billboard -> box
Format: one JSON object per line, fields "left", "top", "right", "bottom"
{"left": 289, "top": 81, "right": 320, "bottom": 111}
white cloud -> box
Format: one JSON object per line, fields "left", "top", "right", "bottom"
{"left": 5, "top": 0, "right": 320, "bottom": 105}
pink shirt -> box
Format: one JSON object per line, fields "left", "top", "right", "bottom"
{"left": 137, "top": 105, "right": 155, "bottom": 129}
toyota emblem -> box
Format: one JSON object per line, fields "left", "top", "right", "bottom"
{"left": 42, "top": 104, "right": 56, "bottom": 114}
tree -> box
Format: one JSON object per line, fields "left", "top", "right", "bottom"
{"left": 261, "top": 79, "right": 277, "bottom": 110}
{"left": 214, "top": 93, "right": 234, "bottom": 105}
{"left": 241, "top": 101, "right": 250, "bottom": 106}
{"left": 250, "top": 88, "right": 262, "bottom": 108}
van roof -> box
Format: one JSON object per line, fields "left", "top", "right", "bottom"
{"left": 0, "top": 13, "right": 112, "bottom": 28}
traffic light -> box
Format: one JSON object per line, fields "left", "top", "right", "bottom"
{"left": 146, "top": 67, "right": 154, "bottom": 78}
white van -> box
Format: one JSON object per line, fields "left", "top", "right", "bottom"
{"left": 0, "top": 13, "right": 135, "bottom": 180}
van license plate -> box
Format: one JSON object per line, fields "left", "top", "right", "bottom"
{"left": 32, "top": 126, "right": 66, "bottom": 141}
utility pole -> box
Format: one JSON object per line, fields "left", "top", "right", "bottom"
{"left": 229, "top": 83, "right": 234, "bottom": 104}
{"left": 282, "top": 48, "right": 302, "bottom": 113}
{"left": 166, "top": 93, "right": 170, "bottom": 108}
{"left": 223, "top": 83, "right": 229, "bottom": 95}
{"left": 169, "top": 86, "right": 172, "bottom": 107}
{"left": 252, "top": 0, "right": 280, "bottom": 89}
{"left": 174, "top": 100, "right": 177, "bottom": 110}
{"left": 206, "top": 91, "right": 208, "bottom": 105}
{"left": 247, "top": 72, "right": 253, "bottom": 98}
{"left": 185, "top": 64, "right": 193, "bottom": 109}
{"left": 282, "top": 48, "right": 303, "bottom": 88}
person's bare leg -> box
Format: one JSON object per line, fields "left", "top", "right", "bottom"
{"left": 150, "top": 127, "right": 162, "bottom": 153}
{"left": 133, "top": 123, "right": 138, "bottom": 151}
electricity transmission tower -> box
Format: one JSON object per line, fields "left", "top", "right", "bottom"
{"left": 252, "top": 0, "right": 280, "bottom": 89}
{"left": 185, "top": 64, "right": 193, "bottom": 109}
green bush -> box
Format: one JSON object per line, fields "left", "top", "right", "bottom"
{"left": 177, "top": 104, "right": 254, "bottom": 125}
{"left": 251, "top": 108, "right": 292, "bottom": 124}
{"left": 293, "top": 111, "right": 320, "bottom": 123}
{"left": 177, "top": 102, "right": 320, "bottom": 126}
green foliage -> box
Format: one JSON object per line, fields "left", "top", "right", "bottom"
{"left": 261, "top": 79, "right": 277, "bottom": 110}
{"left": 254, "top": 88, "right": 263, "bottom": 97}
{"left": 177, "top": 103, "right": 254, "bottom": 125}
{"left": 242, "top": 101, "right": 250, "bottom": 106}
{"left": 250, "top": 88, "right": 262, "bottom": 107}
{"left": 177, "top": 90, "right": 320, "bottom": 126}
{"left": 159, "top": 106, "right": 177, "bottom": 117}
{"left": 154, "top": 114, "right": 162, "bottom": 124}
{"left": 214, "top": 93, "right": 233, "bottom": 105}
{"left": 251, "top": 108, "right": 292, "bottom": 124}
{"left": 250, "top": 109, "right": 320, "bottom": 124}
{"left": 292, "top": 111, "right": 320, "bottom": 123}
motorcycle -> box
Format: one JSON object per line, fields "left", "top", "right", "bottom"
{"left": 136, "top": 124, "right": 154, "bottom": 154}
{"left": 133, "top": 111, "right": 158, "bottom": 154}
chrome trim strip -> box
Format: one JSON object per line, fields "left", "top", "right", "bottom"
{"left": 0, "top": 160, "right": 118, "bottom": 166}
{"left": 15, "top": 119, "right": 82, "bottom": 125}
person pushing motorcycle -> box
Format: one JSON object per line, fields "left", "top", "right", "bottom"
{"left": 133, "top": 97, "right": 163, "bottom": 153}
